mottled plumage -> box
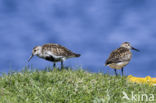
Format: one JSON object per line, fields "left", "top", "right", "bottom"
{"left": 105, "top": 47, "right": 132, "bottom": 66}
{"left": 28, "top": 43, "right": 80, "bottom": 69}
{"left": 105, "top": 42, "right": 139, "bottom": 76}
{"left": 42, "top": 44, "right": 80, "bottom": 58}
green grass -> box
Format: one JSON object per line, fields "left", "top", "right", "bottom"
{"left": 0, "top": 68, "right": 155, "bottom": 103}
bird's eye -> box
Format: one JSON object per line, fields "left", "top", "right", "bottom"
{"left": 34, "top": 50, "right": 36, "bottom": 52}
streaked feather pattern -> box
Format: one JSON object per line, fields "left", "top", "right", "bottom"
{"left": 105, "top": 47, "right": 132, "bottom": 65}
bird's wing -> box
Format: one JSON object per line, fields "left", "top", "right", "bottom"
{"left": 105, "top": 47, "right": 131, "bottom": 65}
{"left": 42, "top": 44, "right": 76, "bottom": 57}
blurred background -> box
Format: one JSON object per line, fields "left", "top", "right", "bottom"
{"left": 0, "top": 0, "right": 156, "bottom": 77}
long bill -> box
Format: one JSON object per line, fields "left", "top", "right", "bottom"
{"left": 132, "top": 47, "right": 140, "bottom": 52}
{"left": 28, "top": 54, "right": 34, "bottom": 62}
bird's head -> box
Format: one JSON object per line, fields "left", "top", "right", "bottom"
{"left": 120, "top": 42, "right": 140, "bottom": 52}
{"left": 28, "top": 46, "right": 42, "bottom": 62}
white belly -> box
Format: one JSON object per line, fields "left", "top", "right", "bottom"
{"left": 109, "top": 61, "right": 129, "bottom": 69}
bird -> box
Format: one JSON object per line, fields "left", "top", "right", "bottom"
{"left": 28, "top": 43, "right": 80, "bottom": 69}
{"left": 105, "top": 42, "right": 139, "bottom": 76}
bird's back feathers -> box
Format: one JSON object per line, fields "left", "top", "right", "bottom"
{"left": 42, "top": 44, "right": 80, "bottom": 58}
{"left": 105, "top": 47, "right": 132, "bottom": 65}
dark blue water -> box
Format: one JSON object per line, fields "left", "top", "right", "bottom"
{"left": 0, "top": 0, "right": 156, "bottom": 77}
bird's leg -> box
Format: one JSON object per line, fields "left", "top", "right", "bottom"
{"left": 53, "top": 62, "right": 56, "bottom": 68}
{"left": 121, "top": 68, "right": 124, "bottom": 76}
{"left": 114, "top": 69, "right": 118, "bottom": 76}
{"left": 61, "top": 61, "right": 64, "bottom": 69}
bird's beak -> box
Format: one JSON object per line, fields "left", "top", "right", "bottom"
{"left": 132, "top": 47, "right": 140, "bottom": 52}
{"left": 28, "top": 54, "right": 34, "bottom": 62}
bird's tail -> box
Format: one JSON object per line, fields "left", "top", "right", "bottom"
{"left": 74, "top": 53, "right": 81, "bottom": 57}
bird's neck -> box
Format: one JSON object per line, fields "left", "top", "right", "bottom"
{"left": 36, "top": 49, "right": 43, "bottom": 58}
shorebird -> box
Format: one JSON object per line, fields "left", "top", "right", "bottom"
{"left": 105, "top": 42, "right": 139, "bottom": 76}
{"left": 28, "top": 43, "right": 80, "bottom": 69}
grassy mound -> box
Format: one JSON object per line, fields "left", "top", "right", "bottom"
{"left": 0, "top": 68, "right": 155, "bottom": 103}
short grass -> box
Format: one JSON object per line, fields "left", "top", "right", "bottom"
{"left": 0, "top": 68, "right": 155, "bottom": 103}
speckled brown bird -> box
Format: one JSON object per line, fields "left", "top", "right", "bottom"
{"left": 105, "top": 42, "right": 139, "bottom": 76}
{"left": 28, "top": 43, "right": 80, "bottom": 69}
